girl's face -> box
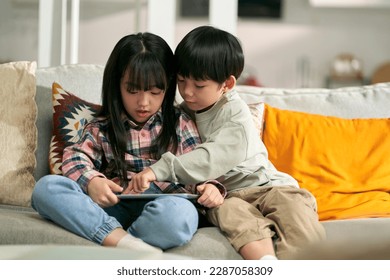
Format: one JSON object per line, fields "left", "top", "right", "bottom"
{"left": 120, "top": 72, "right": 165, "bottom": 125}
{"left": 177, "top": 75, "right": 225, "bottom": 112}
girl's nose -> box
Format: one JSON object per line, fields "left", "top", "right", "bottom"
{"left": 137, "top": 91, "right": 149, "bottom": 105}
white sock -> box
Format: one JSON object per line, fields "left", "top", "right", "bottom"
{"left": 260, "top": 254, "right": 278, "bottom": 260}
{"left": 116, "top": 234, "right": 162, "bottom": 254}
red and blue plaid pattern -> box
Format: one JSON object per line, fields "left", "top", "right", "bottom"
{"left": 62, "top": 109, "right": 201, "bottom": 193}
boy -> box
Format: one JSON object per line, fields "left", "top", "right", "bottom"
{"left": 127, "top": 26, "right": 326, "bottom": 259}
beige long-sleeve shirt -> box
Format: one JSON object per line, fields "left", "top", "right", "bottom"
{"left": 150, "top": 89, "right": 298, "bottom": 192}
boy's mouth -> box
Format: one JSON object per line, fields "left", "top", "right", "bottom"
{"left": 184, "top": 100, "right": 196, "bottom": 106}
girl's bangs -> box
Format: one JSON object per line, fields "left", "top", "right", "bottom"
{"left": 126, "top": 54, "right": 167, "bottom": 91}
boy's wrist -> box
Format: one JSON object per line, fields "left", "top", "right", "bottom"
{"left": 199, "top": 180, "right": 227, "bottom": 197}
{"left": 150, "top": 152, "right": 175, "bottom": 182}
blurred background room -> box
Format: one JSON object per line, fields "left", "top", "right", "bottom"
{"left": 1, "top": 0, "right": 389, "bottom": 88}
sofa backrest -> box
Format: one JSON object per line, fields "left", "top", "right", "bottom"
{"left": 236, "top": 83, "right": 390, "bottom": 119}
{"left": 34, "top": 63, "right": 390, "bottom": 182}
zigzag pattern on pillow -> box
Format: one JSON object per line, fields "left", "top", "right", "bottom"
{"left": 49, "top": 82, "right": 101, "bottom": 174}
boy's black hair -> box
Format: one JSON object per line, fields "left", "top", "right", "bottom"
{"left": 99, "top": 32, "right": 178, "bottom": 188}
{"left": 175, "top": 25, "right": 245, "bottom": 83}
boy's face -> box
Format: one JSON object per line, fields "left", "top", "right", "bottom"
{"left": 120, "top": 71, "right": 165, "bottom": 125}
{"left": 177, "top": 75, "right": 225, "bottom": 112}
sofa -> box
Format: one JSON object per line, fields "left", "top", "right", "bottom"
{"left": 1, "top": 61, "right": 390, "bottom": 260}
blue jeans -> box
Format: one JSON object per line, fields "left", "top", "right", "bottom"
{"left": 31, "top": 175, "right": 198, "bottom": 250}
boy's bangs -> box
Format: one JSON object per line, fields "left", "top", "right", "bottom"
{"left": 126, "top": 54, "right": 167, "bottom": 90}
{"left": 177, "top": 53, "right": 211, "bottom": 81}
{"left": 177, "top": 47, "right": 222, "bottom": 82}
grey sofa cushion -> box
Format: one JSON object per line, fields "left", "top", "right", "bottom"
{"left": 0, "top": 205, "right": 96, "bottom": 246}
{"left": 34, "top": 84, "right": 53, "bottom": 181}
{"left": 167, "top": 227, "right": 242, "bottom": 259}
{"left": 0, "top": 204, "right": 242, "bottom": 259}
{"left": 3, "top": 202, "right": 390, "bottom": 259}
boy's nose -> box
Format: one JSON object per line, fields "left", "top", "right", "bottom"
{"left": 182, "top": 84, "right": 194, "bottom": 97}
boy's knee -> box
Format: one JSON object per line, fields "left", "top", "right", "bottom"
{"left": 269, "top": 187, "right": 317, "bottom": 212}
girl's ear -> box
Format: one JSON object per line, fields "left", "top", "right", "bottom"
{"left": 224, "top": 75, "right": 236, "bottom": 90}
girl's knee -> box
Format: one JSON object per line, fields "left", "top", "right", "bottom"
{"left": 31, "top": 175, "right": 61, "bottom": 213}
{"left": 141, "top": 196, "right": 199, "bottom": 248}
{"left": 32, "top": 175, "right": 80, "bottom": 205}
{"left": 151, "top": 196, "right": 198, "bottom": 229}
{"left": 32, "top": 175, "right": 58, "bottom": 200}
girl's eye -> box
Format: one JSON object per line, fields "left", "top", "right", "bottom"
{"left": 151, "top": 91, "right": 163, "bottom": 95}
{"left": 195, "top": 84, "right": 205, "bottom": 89}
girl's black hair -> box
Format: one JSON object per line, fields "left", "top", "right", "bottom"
{"left": 175, "top": 25, "right": 245, "bottom": 83}
{"left": 99, "top": 32, "right": 178, "bottom": 188}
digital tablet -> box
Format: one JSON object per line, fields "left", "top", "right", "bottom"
{"left": 116, "top": 193, "right": 199, "bottom": 200}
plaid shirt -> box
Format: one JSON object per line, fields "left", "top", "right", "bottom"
{"left": 62, "top": 108, "right": 201, "bottom": 194}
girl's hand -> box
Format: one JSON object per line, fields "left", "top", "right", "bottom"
{"left": 196, "top": 183, "right": 224, "bottom": 208}
{"left": 87, "top": 177, "right": 123, "bottom": 207}
{"left": 124, "top": 168, "right": 156, "bottom": 194}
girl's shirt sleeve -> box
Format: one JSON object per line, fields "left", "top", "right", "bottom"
{"left": 62, "top": 121, "right": 106, "bottom": 192}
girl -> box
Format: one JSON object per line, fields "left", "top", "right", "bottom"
{"left": 32, "top": 32, "right": 213, "bottom": 253}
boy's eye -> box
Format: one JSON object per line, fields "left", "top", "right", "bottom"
{"left": 194, "top": 83, "right": 207, "bottom": 89}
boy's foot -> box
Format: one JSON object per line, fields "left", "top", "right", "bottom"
{"left": 116, "top": 234, "right": 162, "bottom": 254}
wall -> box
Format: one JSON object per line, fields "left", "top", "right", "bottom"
{"left": 0, "top": 0, "right": 38, "bottom": 63}
{"left": 232, "top": 0, "right": 390, "bottom": 87}
{"left": 1, "top": 0, "right": 389, "bottom": 88}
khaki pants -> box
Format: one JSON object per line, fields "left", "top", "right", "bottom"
{"left": 206, "top": 186, "right": 326, "bottom": 259}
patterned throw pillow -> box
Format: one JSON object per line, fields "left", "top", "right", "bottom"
{"left": 50, "top": 82, "right": 101, "bottom": 174}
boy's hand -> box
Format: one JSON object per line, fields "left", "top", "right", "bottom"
{"left": 197, "top": 183, "right": 224, "bottom": 208}
{"left": 87, "top": 177, "right": 123, "bottom": 207}
{"left": 124, "top": 168, "right": 156, "bottom": 194}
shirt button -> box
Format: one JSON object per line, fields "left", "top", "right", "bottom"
{"left": 140, "top": 132, "right": 146, "bottom": 137}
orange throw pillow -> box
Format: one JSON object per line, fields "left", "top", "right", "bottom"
{"left": 263, "top": 104, "right": 390, "bottom": 221}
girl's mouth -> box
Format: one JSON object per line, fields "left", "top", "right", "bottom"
{"left": 136, "top": 109, "right": 149, "bottom": 118}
